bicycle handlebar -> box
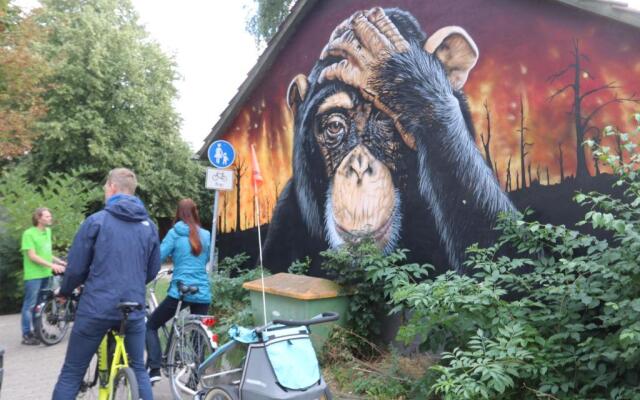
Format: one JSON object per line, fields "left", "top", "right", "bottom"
{"left": 270, "top": 312, "right": 340, "bottom": 328}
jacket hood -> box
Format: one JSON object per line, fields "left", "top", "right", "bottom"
{"left": 105, "top": 194, "right": 149, "bottom": 222}
{"left": 174, "top": 221, "right": 191, "bottom": 236}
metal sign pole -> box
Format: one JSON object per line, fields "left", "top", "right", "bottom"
{"left": 206, "top": 139, "right": 236, "bottom": 275}
{"left": 209, "top": 190, "right": 220, "bottom": 274}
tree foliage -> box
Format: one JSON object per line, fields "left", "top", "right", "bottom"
{"left": 0, "top": 3, "right": 51, "bottom": 160}
{"left": 25, "top": 0, "right": 202, "bottom": 217}
{"left": 245, "top": 0, "right": 295, "bottom": 45}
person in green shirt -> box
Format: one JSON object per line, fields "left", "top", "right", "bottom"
{"left": 20, "top": 207, "right": 66, "bottom": 345}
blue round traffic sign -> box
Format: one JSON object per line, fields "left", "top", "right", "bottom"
{"left": 207, "top": 140, "right": 236, "bottom": 169}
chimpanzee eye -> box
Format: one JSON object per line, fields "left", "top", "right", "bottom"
{"left": 323, "top": 113, "right": 347, "bottom": 141}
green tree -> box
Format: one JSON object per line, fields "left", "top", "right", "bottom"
{"left": 246, "top": 0, "right": 295, "bottom": 45}
{"left": 27, "top": 0, "right": 202, "bottom": 217}
{"left": 0, "top": 3, "right": 50, "bottom": 161}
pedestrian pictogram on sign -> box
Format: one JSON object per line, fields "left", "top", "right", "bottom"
{"left": 207, "top": 140, "right": 235, "bottom": 169}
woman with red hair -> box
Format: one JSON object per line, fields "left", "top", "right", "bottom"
{"left": 145, "top": 198, "right": 211, "bottom": 382}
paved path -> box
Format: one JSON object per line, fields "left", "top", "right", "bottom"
{"left": 0, "top": 313, "right": 173, "bottom": 399}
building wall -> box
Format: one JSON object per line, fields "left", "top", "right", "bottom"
{"left": 216, "top": 0, "right": 640, "bottom": 273}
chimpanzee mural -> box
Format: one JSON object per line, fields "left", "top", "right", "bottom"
{"left": 263, "top": 8, "right": 514, "bottom": 275}
{"left": 213, "top": 1, "right": 640, "bottom": 276}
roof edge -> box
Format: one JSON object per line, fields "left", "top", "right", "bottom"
{"left": 197, "top": 0, "right": 640, "bottom": 159}
{"left": 196, "top": 0, "right": 317, "bottom": 159}
{"left": 553, "top": 0, "right": 640, "bottom": 28}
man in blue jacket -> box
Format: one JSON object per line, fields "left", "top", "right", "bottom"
{"left": 52, "top": 168, "right": 160, "bottom": 400}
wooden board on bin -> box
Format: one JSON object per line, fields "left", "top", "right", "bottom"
{"left": 242, "top": 273, "right": 344, "bottom": 300}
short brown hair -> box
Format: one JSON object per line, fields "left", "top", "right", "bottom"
{"left": 106, "top": 168, "right": 137, "bottom": 195}
{"left": 32, "top": 207, "right": 50, "bottom": 226}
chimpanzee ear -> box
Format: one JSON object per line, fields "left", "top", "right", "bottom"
{"left": 287, "top": 74, "right": 309, "bottom": 113}
{"left": 424, "top": 26, "right": 479, "bottom": 90}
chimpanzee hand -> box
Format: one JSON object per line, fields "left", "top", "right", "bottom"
{"left": 318, "top": 7, "right": 416, "bottom": 149}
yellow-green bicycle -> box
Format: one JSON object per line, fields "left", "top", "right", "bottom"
{"left": 77, "top": 302, "right": 142, "bottom": 400}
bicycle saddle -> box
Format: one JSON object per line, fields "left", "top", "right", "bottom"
{"left": 116, "top": 302, "right": 143, "bottom": 314}
{"left": 177, "top": 282, "right": 199, "bottom": 295}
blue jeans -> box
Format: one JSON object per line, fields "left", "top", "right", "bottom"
{"left": 52, "top": 316, "right": 152, "bottom": 400}
{"left": 21, "top": 277, "right": 50, "bottom": 336}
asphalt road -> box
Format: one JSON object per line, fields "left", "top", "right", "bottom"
{"left": 0, "top": 313, "right": 173, "bottom": 400}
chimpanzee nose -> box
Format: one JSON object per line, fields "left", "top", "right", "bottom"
{"left": 348, "top": 145, "right": 374, "bottom": 182}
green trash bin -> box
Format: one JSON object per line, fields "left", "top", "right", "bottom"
{"left": 243, "top": 273, "right": 348, "bottom": 349}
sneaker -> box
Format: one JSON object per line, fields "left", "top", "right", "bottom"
{"left": 21, "top": 334, "right": 40, "bottom": 345}
{"left": 149, "top": 368, "right": 162, "bottom": 384}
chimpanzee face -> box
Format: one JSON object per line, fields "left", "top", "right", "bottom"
{"left": 293, "top": 85, "right": 405, "bottom": 252}
{"left": 285, "top": 8, "right": 479, "bottom": 254}
{"left": 313, "top": 89, "right": 403, "bottom": 177}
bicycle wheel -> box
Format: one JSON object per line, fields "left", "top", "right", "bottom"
{"left": 203, "top": 385, "right": 239, "bottom": 400}
{"left": 110, "top": 367, "right": 139, "bottom": 400}
{"left": 33, "top": 297, "right": 71, "bottom": 345}
{"left": 77, "top": 353, "right": 99, "bottom": 399}
{"left": 324, "top": 388, "right": 333, "bottom": 400}
{"left": 168, "top": 322, "right": 214, "bottom": 399}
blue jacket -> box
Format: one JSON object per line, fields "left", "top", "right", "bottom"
{"left": 161, "top": 221, "right": 211, "bottom": 304}
{"left": 61, "top": 194, "right": 161, "bottom": 320}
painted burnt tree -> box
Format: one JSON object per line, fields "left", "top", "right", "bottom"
{"left": 517, "top": 95, "right": 533, "bottom": 190}
{"left": 548, "top": 39, "right": 639, "bottom": 180}
{"left": 233, "top": 157, "right": 247, "bottom": 232}
{"left": 480, "top": 100, "right": 495, "bottom": 176}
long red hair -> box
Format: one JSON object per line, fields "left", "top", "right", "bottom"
{"left": 174, "top": 198, "right": 202, "bottom": 256}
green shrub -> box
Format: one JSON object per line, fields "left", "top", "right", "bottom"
{"left": 0, "top": 235, "right": 24, "bottom": 314}
{"left": 287, "top": 256, "right": 311, "bottom": 275}
{"left": 0, "top": 165, "right": 98, "bottom": 313}
{"left": 320, "top": 239, "right": 432, "bottom": 357}
{"left": 210, "top": 253, "right": 270, "bottom": 339}
{"left": 388, "top": 117, "right": 640, "bottom": 399}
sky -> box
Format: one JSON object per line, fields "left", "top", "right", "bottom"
{"left": 131, "top": 1, "right": 261, "bottom": 151}
{"left": 12, "top": 0, "right": 640, "bottom": 153}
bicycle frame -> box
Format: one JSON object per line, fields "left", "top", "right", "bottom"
{"left": 147, "top": 268, "right": 171, "bottom": 340}
{"left": 150, "top": 274, "right": 217, "bottom": 371}
{"left": 95, "top": 326, "right": 129, "bottom": 399}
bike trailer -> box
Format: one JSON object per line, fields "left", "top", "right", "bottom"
{"left": 200, "top": 324, "right": 331, "bottom": 400}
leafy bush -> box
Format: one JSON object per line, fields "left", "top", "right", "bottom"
{"left": 210, "top": 253, "right": 270, "bottom": 339}
{"left": 388, "top": 118, "right": 640, "bottom": 399}
{"left": 0, "top": 235, "right": 24, "bottom": 314}
{"left": 0, "top": 165, "right": 98, "bottom": 313}
{"left": 287, "top": 256, "right": 311, "bottom": 275}
{"left": 320, "top": 239, "right": 431, "bottom": 356}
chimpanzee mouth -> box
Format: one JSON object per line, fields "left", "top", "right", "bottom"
{"left": 324, "top": 186, "right": 402, "bottom": 254}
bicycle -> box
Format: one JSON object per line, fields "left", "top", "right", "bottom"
{"left": 77, "top": 302, "right": 142, "bottom": 400}
{"left": 32, "top": 283, "right": 81, "bottom": 346}
{"left": 146, "top": 270, "right": 218, "bottom": 399}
